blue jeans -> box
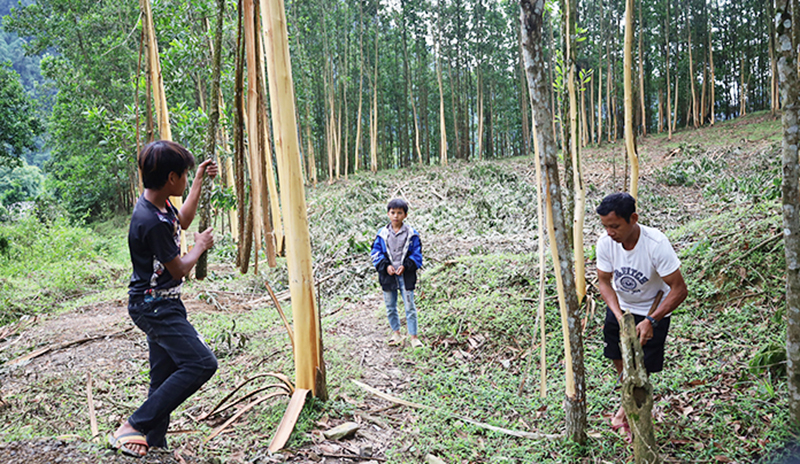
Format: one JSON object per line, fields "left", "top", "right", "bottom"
{"left": 383, "top": 276, "right": 418, "bottom": 336}
{"left": 127, "top": 296, "right": 217, "bottom": 448}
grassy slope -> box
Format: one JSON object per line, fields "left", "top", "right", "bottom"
{"left": 0, "top": 111, "right": 793, "bottom": 462}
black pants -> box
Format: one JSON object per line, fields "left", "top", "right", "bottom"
{"left": 603, "top": 307, "right": 670, "bottom": 373}
{"left": 127, "top": 297, "right": 217, "bottom": 448}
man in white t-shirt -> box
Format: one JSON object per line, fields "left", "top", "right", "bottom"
{"left": 595, "top": 192, "right": 688, "bottom": 440}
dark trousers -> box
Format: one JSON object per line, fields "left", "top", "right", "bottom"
{"left": 127, "top": 297, "right": 217, "bottom": 448}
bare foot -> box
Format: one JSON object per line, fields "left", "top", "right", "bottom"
{"left": 113, "top": 422, "right": 148, "bottom": 456}
{"left": 611, "top": 405, "right": 627, "bottom": 428}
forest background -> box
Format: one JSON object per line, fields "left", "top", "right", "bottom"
{"left": 0, "top": 0, "right": 795, "bottom": 462}
{"left": 0, "top": 0, "right": 773, "bottom": 219}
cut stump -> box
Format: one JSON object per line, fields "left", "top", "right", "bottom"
{"left": 619, "top": 311, "right": 662, "bottom": 464}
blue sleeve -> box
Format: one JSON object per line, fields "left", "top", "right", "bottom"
{"left": 406, "top": 234, "right": 423, "bottom": 270}
{"left": 370, "top": 234, "right": 388, "bottom": 270}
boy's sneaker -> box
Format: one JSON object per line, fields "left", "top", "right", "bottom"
{"left": 410, "top": 337, "right": 424, "bottom": 348}
{"left": 387, "top": 332, "right": 404, "bottom": 346}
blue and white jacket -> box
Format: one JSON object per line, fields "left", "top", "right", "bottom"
{"left": 370, "top": 224, "right": 423, "bottom": 291}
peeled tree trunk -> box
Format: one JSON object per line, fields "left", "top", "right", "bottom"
{"left": 262, "top": 0, "right": 326, "bottom": 398}
{"left": 141, "top": 0, "right": 185, "bottom": 255}
{"left": 520, "top": 0, "right": 587, "bottom": 444}
{"left": 777, "top": 0, "right": 800, "bottom": 423}
{"left": 624, "top": 0, "right": 639, "bottom": 200}
{"left": 564, "top": 0, "right": 586, "bottom": 304}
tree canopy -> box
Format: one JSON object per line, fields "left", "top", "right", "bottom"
{"left": 0, "top": 64, "right": 41, "bottom": 166}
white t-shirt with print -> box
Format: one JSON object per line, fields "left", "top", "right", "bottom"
{"left": 596, "top": 224, "right": 681, "bottom": 317}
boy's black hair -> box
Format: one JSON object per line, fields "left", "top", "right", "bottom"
{"left": 139, "top": 141, "right": 196, "bottom": 190}
{"left": 387, "top": 198, "right": 408, "bottom": 213}
{"left": 596, "top": 192, "right": 636, "bottom": 222}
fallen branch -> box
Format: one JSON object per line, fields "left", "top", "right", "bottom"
{"left": 204, "top": 391, "right": 288, "bottom": 443}
{"left": 264, "top": 278, "right": 295, "bottom": 351}
{"left": 352, "top": 380, "right": 562, "bottom": 440}
{"left": 729, "top": 233, "right": 782, "bottom": 266}
{"left": 87, "top": 372, "right": 98, "bottom": 440}
{"left": 6, "top": 327, "right": 134, "bottom": 366}
{"left": 321, "top": 454, "right": 387, "bottom": 462}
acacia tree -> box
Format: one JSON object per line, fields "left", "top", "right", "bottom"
{"left": 520, "top": 0, "right": 587, "bottom": 444}
{"left": 777, "top": 0, "right": 800, "bottom": 423}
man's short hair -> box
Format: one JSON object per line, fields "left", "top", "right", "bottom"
{"left": 139, "top": 141, "right": 196, "bottom": 190}
{"left": 387, "top": 198, "right": 408, "bottom": 213}
{"left": 596, "top": 192, "right": 636, "bottom": 222}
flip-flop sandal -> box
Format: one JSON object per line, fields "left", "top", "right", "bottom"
{"left": 107, "top": 432, "right": 149, "bottom": 457}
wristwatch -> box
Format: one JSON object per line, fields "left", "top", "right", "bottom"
{"left": 645, "top": 315, "right": 658, "bottom": 328}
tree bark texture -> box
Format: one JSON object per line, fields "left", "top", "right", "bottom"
{"left": 620, "top": 312, "right": 662, "bottom": 464}
{"left": 777, "top": 0, "right": 800, "bottom": 424}
{"left": 520, "top": 0, "right": 587, "bottom": 444}
{"left": 196, "top": 0, "right": 225, "bottom": 280}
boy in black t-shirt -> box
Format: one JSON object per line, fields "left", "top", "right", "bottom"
{"left": 108, "top": 141, "right": 218, "bottom": 457}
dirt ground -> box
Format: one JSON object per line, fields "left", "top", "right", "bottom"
{"left": 0, "top": 290, "right": 420, "bottom": 463}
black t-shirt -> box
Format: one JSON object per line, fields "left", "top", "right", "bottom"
{"left": 128, "top": 196, "right": 183, "bottom": 297}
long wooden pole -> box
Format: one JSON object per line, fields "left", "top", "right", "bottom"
{"left": 262, "top": 0, "right": 326, "bottom": 398}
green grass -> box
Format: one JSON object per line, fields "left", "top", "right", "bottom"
{"left": 0, "top": 213, "right": 129, "bottom": 325}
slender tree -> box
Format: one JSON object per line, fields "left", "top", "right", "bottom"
{"left": 778, "top": 0, "right": 800, "bottom": 423}
{"left": 520, "top": 0, "right": 587, "bottom": 444}
{"left": 624, "top": 0, "right": 639, "bottom": 199}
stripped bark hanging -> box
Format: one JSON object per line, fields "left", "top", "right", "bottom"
{"left": 777, "top": 0, "right": 800, "bottom": 423}
{"left": 141, "top": 0, "right": 186, "bottom": 255}
{"left": 262, "top": 0, "right": 326, "bottom": 399}
{"left": 520, "top": 0, "right": 587, "bottom": 444}
{"left": 624, "top": 0, "right": 639, "bottom": 200}
{"left": 196, "top": 0, "right": 225, "bottom": 280}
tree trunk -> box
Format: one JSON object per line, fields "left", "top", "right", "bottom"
{"left": 477, "top": 69, "right": 484, "bottom": 160}
{"left": 624, "top": 0, "right": 639, "bottom": 200}
{"left": 565, "top": 0, "right": 585, "bottom": 302}
{"left": 665, "top": 1, "right": 672, "bottom": 140}
{"left": 196, "top": 0, "right": 225, "bottom": 280}
{"left": 638, "top": 0, "right": 646, "bottom": 136}
{"left": 520, "top": 0, "right": 586, "bottom": 444}
{"left": 141, "top": 0, "right": 185, "bottom": 254}
{"left": 262, "top": 0, "right": 326, "bottom": 399}
{"left": 688, "top": 21, "right": 698, "bottom": 129}
{"left": 777, "top": 0, "right": 800, "bottom": 424}
{"left": 709, "top": 22, "right": 715, "bottom": 126}
{"left": 589, "top": 74, "right": 595, "bottom": 145}
{"left": 234, "top": 1, "right": 251, "bottom": 272}
{"left": 243, "top": 0, "right": 263, "bottom": 273}
{"left": 437, "top": 26, "right": 447, "bottom": 166}
{"left": 597, "top": 65, "right": 603, "bottom": 145}
{"left": 620, "top": 312, "right": 662, "bottom": 463}
{"left": 672, "top": 73, "right": 679, "bottom": 133}
{"left": 700, "top": 58, "right": 707, "bottom": 126}
{"left": 371, "top": 32, "right": 379, "bottom": 173}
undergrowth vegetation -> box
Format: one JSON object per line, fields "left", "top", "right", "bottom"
{"left": 0, "top": 115, "right": 793, "bottom": 462}
{"left": 0, "top": 211, "right": 128, "bottom": 325}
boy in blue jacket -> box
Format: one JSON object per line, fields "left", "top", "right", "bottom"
{"left": 370, "top": 198, "right": 424, "bottom": 348}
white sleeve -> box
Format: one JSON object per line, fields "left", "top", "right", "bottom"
{"left": 653, "top": 238, "right": 681, "bottom": 277}
{"left": 596, "top": 236, "right": 613, "bottom": 273}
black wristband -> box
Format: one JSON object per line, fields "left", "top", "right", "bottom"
{"left": 645, "top": 315, "right": 658, "bottom": 328}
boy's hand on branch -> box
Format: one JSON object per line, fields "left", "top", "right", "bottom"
{"left": 387, "top": 265, "right": 396, "bottom": 275}
{"left": 197, "top": 159, "right": 219, "bottom": 180}
{"left": 195, "top": 227, "right": 215, "bottom": 252}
